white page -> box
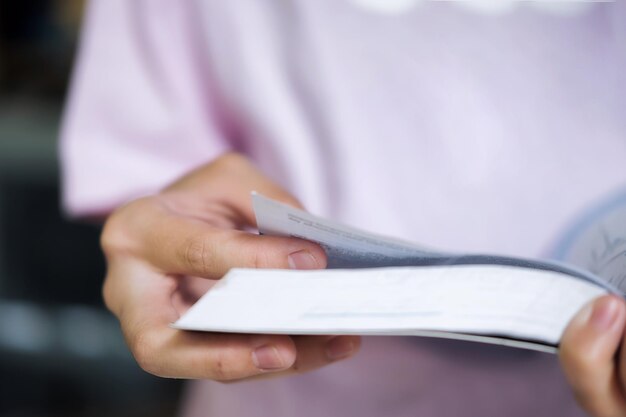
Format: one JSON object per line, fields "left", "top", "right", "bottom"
{"left": 173, "top": 265, "right": 606, "bottom": 352}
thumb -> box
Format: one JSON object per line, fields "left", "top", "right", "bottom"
{"left": 559, "top": 295, "right": 626, "bottom": 416}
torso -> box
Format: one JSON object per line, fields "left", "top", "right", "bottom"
{"left": 184, "top": 2, "right": 626, "bottom": 416}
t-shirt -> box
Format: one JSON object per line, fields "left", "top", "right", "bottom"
{"left": 61, "top": 1, "right": 626, "bottom": 416}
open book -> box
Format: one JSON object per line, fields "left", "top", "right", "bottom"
{"left": 173, "top": 193, "right": 626, "bottom": 353}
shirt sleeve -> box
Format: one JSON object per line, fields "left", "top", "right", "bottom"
{"left": 60, "top": 0, "right": 233, "bottom": 217}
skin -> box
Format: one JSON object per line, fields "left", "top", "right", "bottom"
{"left": 101, "top": 152, "right": 360, "bottom": 381}
{"left": 560, "top": 295, "right": 626, "bottom": 417}
{"left": 102, "top": 151, "right": 626, "bottom": 414}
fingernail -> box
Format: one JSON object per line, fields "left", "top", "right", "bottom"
{"left": 252, "top": 345, "right": 286, "bottom": 370}
{"left": 326, "top": 337, "right": 355, "bottom": 360}
{"left": 288, "top": 250, "right": 318, "bottom": 270}
{"left": 589, "top": 296, "right": 621, "bottom": 331}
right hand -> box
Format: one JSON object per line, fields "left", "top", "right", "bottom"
{"left": 101, "top": 152, "right": 361, "bottom": 381}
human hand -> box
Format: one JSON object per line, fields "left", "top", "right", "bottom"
{"left": 560, "top": 294, "right": 626, "bottom": 416}
{"left": 101, "top": 152, "right": 360, "bottom": 381}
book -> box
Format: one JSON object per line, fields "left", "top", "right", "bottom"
{"left": 173, "top": 193, "right": 626, "bottom": 353}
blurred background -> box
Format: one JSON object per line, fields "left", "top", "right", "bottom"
{"left": 0, "top": 1, "right": 182, "bottom": 416}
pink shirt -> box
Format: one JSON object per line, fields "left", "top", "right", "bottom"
{"left": 62, "top": 1, "right": 626, "bottom": 416}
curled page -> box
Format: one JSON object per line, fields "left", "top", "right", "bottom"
{"left": 252, "top": 193, "right": 620, "bottom": 294}
{"left": 552, "top": 191, "right": 626, "bottom": 293}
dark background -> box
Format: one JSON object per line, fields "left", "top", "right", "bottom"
{"left": 0, "top": 1, "right": 183, "bottom": 415}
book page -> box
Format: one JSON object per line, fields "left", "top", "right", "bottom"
{"left": 553, "top": 192, "right": 626, "bottom": 293}
{"left": 252, "top": 193, "right": 618, "bottom": 293}
{"left": 173, "top": 265, "right": 606, "bottom": 352}
{"left": 251, "top": 192, "right": 440, "bottom": 268}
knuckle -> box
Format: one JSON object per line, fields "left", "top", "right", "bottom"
{"left": 101, "top": 275, "right": 115, "bottom": 313}
{"left": 252, "top": 247, "right": 272, "bottom": 269}
{"left": 209, "top": 152, "right": 249, "bottom": 178}
{"left": 248, "top": 239, "right": 280, "bottom": 269}
{"left": 215, "top": 151, "right": 243, "bottom": 167}
{"left": 210, "top": 353, "right": 229, "bottom": 381}
{"left": 130, "top": 331, "right": 163, "bottom": 377}
{"left": 100, "top": 198, "right": 151, "bottom": 257}
{"left": 208, "top": 350, "right": 238, "bottom": 382}
{"left": 182, "top": 236, "right": 212, "bottom": 274}
{"left": 100, "top": 213, "right": 125, "bottom": 256}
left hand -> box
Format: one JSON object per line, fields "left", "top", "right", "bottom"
{"left": 560, "top": 294, "right": 626, "bottom": 417}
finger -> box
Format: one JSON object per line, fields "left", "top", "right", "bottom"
{"left": 103, "top": 199, "right": 327, "bottom": 279}
{"left": 290, "top": 335, "right": 362, "bottom": 373}
{"left": 230, "top": 335, "right": 363, "bottom": 383}
{"left": 131, "top": 323, "right": 360, "bottom": 382}
{"left": 133, "top": 329, "right": 299, "bottom": 380}
{"left": 145, "top": 206, "right": 327, "bottom": 278}
{"left": 106, "top": 260, "right": 299, "bottom": 380}
{"left": 559, "top": 295, "right": 626, "bottom": 417}
{"left": 105, "top": 261, "right": 359, "bottom": 381}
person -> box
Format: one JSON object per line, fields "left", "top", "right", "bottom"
{"left": 61, "top": 1, "right": 626, "bottom": 416}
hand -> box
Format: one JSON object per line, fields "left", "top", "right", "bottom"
{"left": 101, "top": 152, "right": 360, "bottom": 381}
{"left": 560, "top": 294, "right": 626, "bottom": 416}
